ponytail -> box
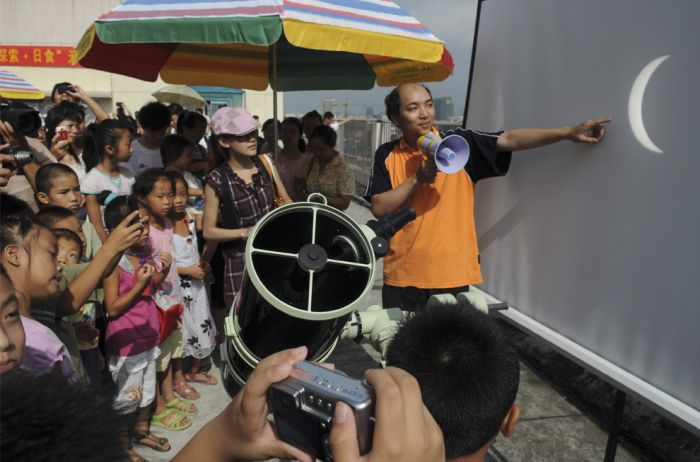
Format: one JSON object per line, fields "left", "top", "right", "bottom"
{"left": 83, "top": 119, "right": 128, "bottom": 172}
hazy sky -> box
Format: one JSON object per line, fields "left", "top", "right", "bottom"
{"left": 284, "top": 0, "right": 478, "bottom": 116}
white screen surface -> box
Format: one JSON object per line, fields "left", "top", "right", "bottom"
{"left": 468, "top": 0, "right": 700, "bottom": 432}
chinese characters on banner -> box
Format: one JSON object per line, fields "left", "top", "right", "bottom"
{"left": 0, "top": 46, "right": 80, "bottom": 67}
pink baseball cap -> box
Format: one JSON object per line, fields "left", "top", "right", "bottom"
{"left": 211, "top": 107, "right": 259, "bottom": 136}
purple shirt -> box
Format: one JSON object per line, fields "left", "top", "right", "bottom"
{"left": 20, "top": 316, "right": 76, "bottom": 382}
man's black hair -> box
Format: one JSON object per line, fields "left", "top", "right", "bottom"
{"left": 384, "top": 83, "right": 433, "bottom": 123}
{"left": 0, "top": 372, "right": 128, "bottom": 461}
{"left": 323, "top": 111, "right": 334, "bottom": 120}
{"left": 386, "top": 302, "right": 520, "bottom": 458}
{"left": 160, "top": 134, "right": 192, "bottom": 167}
{"left": 53, "top": 228, "right": 84, "bottom": 259}
{"left": 36, "top": 205, "right": 76, "bottom": 229}
{"left": 35, "top": 163, "right": 78, "bottom": 194}
{"left": 310, "top": 125, "right": 338, "bottom": 149}
{"left": 137, "top": 102, "right": 171, "bottom": 131}
{"left": 302, "top": 110, "right": 322, "bottom": 124}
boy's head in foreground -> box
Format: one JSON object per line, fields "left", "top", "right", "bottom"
{"left": 386, "top": 302, "right": 521, "bottom": 461}
{"left": 34, "top": 163, "right": 82, "bottom": 212}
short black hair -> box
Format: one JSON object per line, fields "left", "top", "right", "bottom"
{"left": 0, "top": 372, "right": 128, "bottom": 461}
{"left": 137, "top": 102, "right": 171, "bottom": 131}
{"left": 384, "top": 84, "right": 433, "bottom": 123}
{"left": 35, "top": 163, "right": 78, "bottom": 194}
{"left": 386, "top": 302, "right": 520, "bottom": 458}
{"left": 53, "top": 228, "right": 84, "bottom": 259}
{"left": 310, "top": 125, "right": 337, "bottom": 149}
{"left": 36, "top": 205, "right": 76, "bottom": 229}
{"left": 302, "top": 110, "right": 322, "bottom": 124}
{"left": 133, "top": 168, "right": 173, "bottom": 199}
{"left": 176, "top": 110, "right": 207, "bottom": 135}
{"left": 50, "top": 82, "right": 73, "bottom": 101}
{"left": 103, "top": 195, "right": 140, "bottom": 231}
{"left": 323, "top": 111, "right": 334, "bottom": 119}
{"left": 160, "top": 134, "right": 192, "bottom": 167}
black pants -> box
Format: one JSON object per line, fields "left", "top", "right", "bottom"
{"left": 382, "top": 284, "right": 470, "bottom": 312}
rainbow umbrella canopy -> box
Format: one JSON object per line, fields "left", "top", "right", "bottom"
{"left": 74, "top": 0, "right": 454, "bottom": 91}
{"left": 0, "top": 69, "right": 45, "bottom": 100}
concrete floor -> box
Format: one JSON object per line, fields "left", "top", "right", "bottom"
{"left": 135, "top": 201, "right": 639, "bottom": 461}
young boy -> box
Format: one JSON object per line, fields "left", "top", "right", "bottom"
{"left": 125, "top": 102, "right": 171, "bottom": 175}
{"left": 386, "top": 301, "right": 521, "bottom": 462}
{"left": 161, "top": 134, "right": 204, "bottom": 227}
{"left": 54, "top": 228, "right": 103, "bottom": 389}
{"left": 34, "top": 163, "right": 101, "bottom": 261}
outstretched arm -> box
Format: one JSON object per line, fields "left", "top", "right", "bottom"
{"left": 496, "top": 117, "right": 612, "bottom": 152}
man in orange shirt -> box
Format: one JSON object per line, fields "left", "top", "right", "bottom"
{"left": 365, "top": 83, "right": 610, "bottom": 311}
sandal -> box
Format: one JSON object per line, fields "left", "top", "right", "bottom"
{"left": 185, "top": 372, "right": 218, "bottom": 385}
{"left": 127, "top": 448, "right": 149, "bottom": 462}
{"left": 151, "top": 408, "right": 192, "bottom": 431}
{"left": 165, "top": 397, "right": 198, "bottom": 416}
{"left": 133, "top": 430, "right": 171, "bottom": 452}
{"left": 173, "top": 381, "right": 201, "bottom": 400}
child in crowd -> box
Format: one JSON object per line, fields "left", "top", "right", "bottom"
{"left": 161, "top": 135, "right": 204, "bottom": 229}
{"left": 175, "top": 110, "right": 209, "bottom": 174}
{"left": 0, "top": 266, "right": 25, "bottom": 376}
{"left": 133, "top": 169, "right": 197, "bottom": 431}
{"left": 54, "top": 228, "right": 103, "bottom": 390}
{"left": 168, "top": 171, "right": 217, "bottom": 385}
{"left": 34, "top": 163, "right": 102, "bottom": 261}
{"left": 82, "top": 119, "right": 135, "bottom": 243}
{"left": 101, "top": 195, "right": 171, "bottom": 458}
{"left": 386, "top": 301, "right": 521, "bottom": 462}
{"left": 126, "top": 102, "right": 171, "bottom": 176}
{"left": 0, "top": 193, "right": 76, "bottom": 381}
{"left": 44, "top": 103, "right": 87, "bottom": 181}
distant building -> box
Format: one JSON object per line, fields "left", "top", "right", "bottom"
{"left": 366, "top": 106, "right": 375, "bottom": 118}
{"left": 434, "top": 96, "right": 454, "bottom": 121}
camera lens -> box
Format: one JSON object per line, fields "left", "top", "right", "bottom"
{"left": 11, "top": 150, "right": 33, "bottom": 168}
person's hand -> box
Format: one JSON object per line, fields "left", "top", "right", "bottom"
{"left": 0, "top": 153, "right": 17, "bottom": 187}
{"left": 416, "top": 156, "right": 438, "bottom": 184}
{"left": 74, "top": 322, "right": 99, "bottom": 346}
{"left": 567, "top": 118, "right": 612, "bottom": 143}
{"left": 136, "top": 263, "right": 156, "bottom": 286}
{"left": 66, "top": 84, "right": 87, "bottom": 101}
{"left": 0, "top": 121, "right": 29, "bottom": 150}
{"left": 103, "top": 211, "right": 144, "bottom": 253}
{"left": 220, "top": 346, "right": 313, "bottom": 461}
{"left": 50, "top": 133, "right": 72, "bottom": 161}
{"left": 329, "top": 367, "right": 445, "bottom": 462}
{"left": 189, "top": 264, "right": 207, "bottom": 280}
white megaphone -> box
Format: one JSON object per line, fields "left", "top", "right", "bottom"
{"left": 417, "top": 132, "right": 470, "bottom": 174}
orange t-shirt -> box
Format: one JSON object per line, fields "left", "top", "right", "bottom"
{"left": 365, "top": 128, "right": 511, "bottom": 289}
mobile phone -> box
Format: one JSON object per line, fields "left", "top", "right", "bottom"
{"left": 57, "top": 127, "right": 69, "bottom": 141}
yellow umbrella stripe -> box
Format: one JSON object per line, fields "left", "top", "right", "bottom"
{"left": 283, "top": 19, "right": 444, "bottom": 64}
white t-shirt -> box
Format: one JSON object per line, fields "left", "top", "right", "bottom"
{"left": 81, "top": 167, "right": 135, "bottom": 196}
{"left": 123, "top": 138, "right": 162, "bottom": 176}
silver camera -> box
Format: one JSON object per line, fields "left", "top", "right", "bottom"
{"left": 268, "top": 361, "right": 375, "bottom": 461}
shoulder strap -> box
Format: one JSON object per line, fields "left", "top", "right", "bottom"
{"left": 216, "top": 163, "right": 240, "bottom": 229}
{"left": 256, "top": 155, "right": 283, "bottom": 204}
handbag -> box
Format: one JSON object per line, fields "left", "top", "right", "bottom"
{"left": 258, "top": 154, "right": 290, "bottom": 208}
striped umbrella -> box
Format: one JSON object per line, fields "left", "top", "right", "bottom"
{"left": 0, "top": 69, "right": 45, "bottom": 100}
{"left": 74, "top": 0, "right": 454, "bottom": 91}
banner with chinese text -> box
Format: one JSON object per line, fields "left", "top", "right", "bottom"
{"left": 0, "top": 46, "right": 80, "bottom": 67}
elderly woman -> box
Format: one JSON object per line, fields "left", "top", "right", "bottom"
{"left": 294, "top": 125, "right": 355, "bottom": 210}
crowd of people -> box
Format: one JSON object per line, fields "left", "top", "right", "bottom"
{"left": 0, "top": 80, "right": 610, "bottom": 461}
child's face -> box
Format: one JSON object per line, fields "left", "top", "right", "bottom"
{"left": 143, "top": 178, "right": 173, "bottom": 219}
{"left": 26, "top": 227, "right": 62, "bottom": 299}
{"left": 37, "top": 173, "right": 82, "bottom": 211}
{"left": 56, "top": 237, "right": 82, "bottom": 269}
{"left": 114, "top": 129, "right": 133, "bottom": 163}
{"left": 0, "top": 275, "right": 25, "bottom": 375}
{"left": 174, "top": 146, "right": 193, "bottom": 171}
{"left": 172, "top": 179, "right": 188, "bottom": 214}
{"left": 137, "top": 207, "right": 151, "bottom": 246}
{"left": 51, "top": 215, "right": 87, "bottom": 255}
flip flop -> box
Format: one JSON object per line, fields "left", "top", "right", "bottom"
{"left": 185, "top": 372, "right": 218, "bottom": 385}
{"left": 165, "top": 397, "right": 198, "bottom": 416}
{"left": 133, "top": 431, "right": 171, "bottom": 452}
{"left": 173, "top": 381, "right": 201, "bottom": 400}
{"left": 151, "top": 408, "right": 192, "bottom": 431}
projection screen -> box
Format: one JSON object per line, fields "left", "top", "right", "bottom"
{"left": 468, "top": 0, "right": 700, "bottom": 434}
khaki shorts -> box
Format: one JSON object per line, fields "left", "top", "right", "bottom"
{"left": 156, "top": 328, "right": 183, "bottom": 372}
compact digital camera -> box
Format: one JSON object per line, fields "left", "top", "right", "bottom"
{"left": 268, "top": 361, "right": 375, "bottom": 461}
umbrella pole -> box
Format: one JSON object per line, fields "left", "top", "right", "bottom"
{"left": 271, "top": 43, "right": 279, "bottom": 163}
